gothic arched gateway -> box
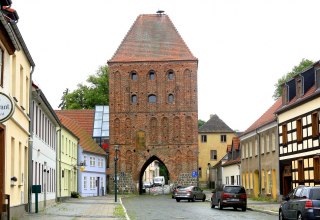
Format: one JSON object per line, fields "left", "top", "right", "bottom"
{"left": 107, "top": 13, "right": 198, "bottom": 193}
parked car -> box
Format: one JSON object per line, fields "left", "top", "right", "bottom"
{"left": 153, "top": 176, "right": 165, "bottom": 186}
{"left": 211, "top": 185, "right": 247, "bottom": 211}
{"left": 143, "top": 181, "right": 153, "bottom": 188}
{"left": 175, "top": 186, "right": 206, "bottom": 202}
{"left": 279, "top": 185, "right": 320, "bottom": 220}
{"left": 172, "top": 185, "right": 185, "bottom": 199}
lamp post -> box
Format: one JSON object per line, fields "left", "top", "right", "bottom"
{"left": 114, "top": 145, "right": 120, "bottom": 202}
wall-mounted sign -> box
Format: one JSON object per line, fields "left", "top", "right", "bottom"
{"left": 0, "top": 92, "right": 15, "bottom": 123}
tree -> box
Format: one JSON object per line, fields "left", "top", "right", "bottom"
{"left": 59, "top": 65, "right": 109, "bottom": 109}
{"left": 198, "top": 119, "right": 205, "bottom": 128}
{"left": 273, "top": 58, "right": 314, "bottom": 100}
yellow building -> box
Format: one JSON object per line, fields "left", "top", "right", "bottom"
{"left": 198, "top": 114, "right": 235, "bottom": 187}
{"left": 57, "top": 125, "right": 79, "bottom": 199}
{"left": 0, "top": 9, "right": 35, "bottom": 218}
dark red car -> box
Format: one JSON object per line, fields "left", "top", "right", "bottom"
{"left": 211, "top": 185, "right": 247, "bottom": 211}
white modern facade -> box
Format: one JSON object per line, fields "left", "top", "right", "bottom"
{"left": 31, "top": 84, "right": 60, "bottom": 210}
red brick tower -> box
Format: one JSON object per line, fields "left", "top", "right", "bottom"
{"left": 108, "top": 13, "right": 198, "bottom": 193}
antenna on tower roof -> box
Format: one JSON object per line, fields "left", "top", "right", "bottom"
{"left": 156, "top": 10, "right": 165, "bottom": 15}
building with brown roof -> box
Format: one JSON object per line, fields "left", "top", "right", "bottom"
{"left": 198, "top": 114, "right": 236, "bottom": 187}
{"left": 240, "top": 99, "right": 282, "bottom": 200}
{"left": 276, "top": 61, "right": 320, "bottom": 197}
{"left": 222, "top": 137, "right": 241, "bottom": 186}
{"left": 108, "top": 13, "right": 198, "bottom": 193}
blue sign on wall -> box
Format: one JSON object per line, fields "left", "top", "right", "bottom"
{"left": 192, "top": 171, "right": 198, "bottom": 178}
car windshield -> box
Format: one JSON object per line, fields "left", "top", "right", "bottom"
{"left": 180, "top": 186, "right": 192, "bottom": 191}
{"left": 224, "top": 186, "right": 245, "bottom": 194}
{"left": 310, "top": 188, "right": 320, "bottom": 200}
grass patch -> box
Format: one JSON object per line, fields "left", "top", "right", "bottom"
{"left": 114, "top": 204, "right": 126, "bottom": 218}
{"left": 250, "top": 196, "right": 277, "bottom": 202}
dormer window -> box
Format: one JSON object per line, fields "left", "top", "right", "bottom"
{"left": 296, "top": 77, "right": 303, "bottom": 98}
{"left": 316, "top": 69, "right": 320, "bottom": 89}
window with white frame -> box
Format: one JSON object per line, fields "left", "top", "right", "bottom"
{"left": 201, "top": 135, "right": 207, "bottom": 143}
{"left": 83, "top": 155, "right": 87, "bottom": 166}
{"left": 271, "top": 132, "right": 276, "bottom": 151}
{"left": 98, "top": 158, "right": 103, "bottom": 168}
{"left": 83, "top": 176, "right": 87, "bottom": 190}
{"left": 90, "top": 177, "right": 96, "bottom": 190}
{"left": 249, "top": 142, "right": 252, "bottom": 157}
{"left": 260, "top": 136, "right": 264, "bottom": 154}
{"left": 90, "top": 157, "right": 95, "bottom": 167}
{"left": 226, "top": 176, "right": 229, "bottom": 185}
{"left": 266, "top": 134, "right": 270, "bottom": 152}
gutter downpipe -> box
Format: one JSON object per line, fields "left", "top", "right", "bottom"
{"left": 256, "top": 129, "right": 261, "bottom": 197}
{"left": 28, "top": 66, "right": 35, "bottom": 213}
{"left": 55, "top": 128, "right": 61, "bottom": 202}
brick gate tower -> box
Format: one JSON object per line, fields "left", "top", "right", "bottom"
{"left": 107, "top": 13, "right": 198, "bottom": 193}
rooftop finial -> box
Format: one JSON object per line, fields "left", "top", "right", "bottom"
{"left": 156, "top": 10, "right": 165, "bottom": 15}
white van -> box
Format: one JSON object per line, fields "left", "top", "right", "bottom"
{"left": 153, "top": 176, "right": 165, "bottom": 186}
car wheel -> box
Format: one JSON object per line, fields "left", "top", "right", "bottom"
{"left": 218, "top": 200, "right": 223, "bottom": 210}
{"left": 297, "top": 212, "right": 302, "bottom": 220}
{"left": 241, "top": 206, "right": 246, "bottom": 212}
{"left": 233, "top": 207, "right": 237, "bottom": 210}
{"left": 211, "top": 202, "right": 215, "bottom": 209}
{"left": 188, "top": 199, "right": 191, "bottom": 202}
{"left": 176, "top": 199, "right": 180, "bottom": 202}
{"left": 279, "top": 210, "right": 286, "bottom": 220}
{"left": 202, "top": 195, "right": 206, "bottom": 202}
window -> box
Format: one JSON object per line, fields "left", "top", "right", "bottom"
{"left": 98, "top": 158, "right": 103, "bottom": 168}
{"left": 83, "top": 156, "right": 87, "bottom": 166}
{"left": 198, "top": 167, "right": 202, "bottom": 178}
{"left": 90, "top": 157, "right": 95, "bottom": 167}
{"left": 210, "top": 150, "right": 217, "bottom": 160}
{"left": 148, "top": 95, "right": 157, "bottom": 103}
{"left": 226, "top": 176, "right": 229, "bottom": 185}
{"left": 130, "top": 71, "right": 137, "bottom": 80}
{"left": 168, "top": 94, "right": 174, "bottom": 103}
{"left": 0, "top": 47, "right": 3, "bottom": 87}
{"left": 312, "top": 112, "right": 319, "bottom": 138}
{"left": 316, "top": 69, "right": 320, "bottom": 89}
{"left": 149, "top": 70, "right": 155, "bottom": 80}
{"left": 201, "top": 135, "right": 207, "bottom": 143}
{"left": 167, "top": 70, "right": 174, "bottom": 80}
{"left": 220, "top": 135, "right": 226, "bottom": 142}
{"left": 131, "top": 95, "right": 137, "bottom": 104}
{"left": 231, "top": 176, "right": 234, "bottom": 185}
{"left": 282, "top": 124, "right": 288, "bottom": 145}
{"left": 90, "top": 177, "right": 96, "bottom": 190}
{"left": 83, "top": 176, "right": 87, "bottom": 190}
{"left": 296, "top": 119, "right": 302, "bottom": 142}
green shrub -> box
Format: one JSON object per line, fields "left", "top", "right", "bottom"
{"left": 71, "top": 191, "right": 80, "bottom": 198}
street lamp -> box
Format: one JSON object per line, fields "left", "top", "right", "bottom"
{"left": 114, "top": 145, "right": 120, "bottom": 202}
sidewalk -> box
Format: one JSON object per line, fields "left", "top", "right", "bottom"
{"left": 21, "top": 195, "right": 127, "bottom": 220}
{"left": 203, "top": 190, "right": 280, "bottom": 216}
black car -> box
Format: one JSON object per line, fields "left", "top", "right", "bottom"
{"left": 279, "top": 185, "right": 320, "bottom": 220}
{"left": 211, "top": 185, "right": 247, "bottom": 211}
{"left": 175, "top": 186, "right": 206, "bottom": 202}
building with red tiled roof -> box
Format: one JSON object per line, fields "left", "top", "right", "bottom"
{"left": 108, "top": 13, "right": 199, "bottom": 193}
{"left": 276, "top": 61, "right": 320, "bottom": 197}
{"left": 55, "top": 110, "right": 94, "bottom": 135}
{"left": 56, "top": 112, "right": 107, "bottom": 197}
{"left": 240, "top": 98, "right": 282, "bottom": 201}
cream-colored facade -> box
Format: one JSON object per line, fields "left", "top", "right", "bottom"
{"left": 198, "top": 132, "right": 235, "bottom": 187}
{"left": 57, "top": 127, "right": 78, "bottom": 199}
{"left": 143, "top": 161, "right": 159, "bottom": 184}
{"left": 0, "top": 16, "right": 35, "bottom": 218}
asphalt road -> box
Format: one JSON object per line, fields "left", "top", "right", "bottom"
{"left": 122, "top": 195, "right": 278, "bottom": 220}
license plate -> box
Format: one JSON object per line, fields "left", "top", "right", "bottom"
{"left": 229, "top": 198, "right": 239, "bottom": 202}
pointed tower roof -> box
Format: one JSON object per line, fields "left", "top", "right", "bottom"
{"left": 108, "top": 14, "right": 197, "bottom": 63}
{"left": 199, "top": 114, "right": 234, "bottom": 133}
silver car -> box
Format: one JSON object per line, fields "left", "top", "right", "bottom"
{"left": 175, "top": 186, "right": 206, "bottom": 202}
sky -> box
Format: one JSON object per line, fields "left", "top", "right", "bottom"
{"left": 13, "top": 0, "right": 320, "bottom": 131}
